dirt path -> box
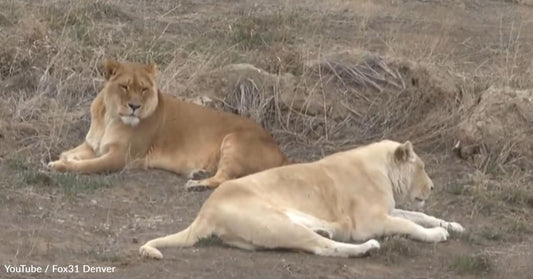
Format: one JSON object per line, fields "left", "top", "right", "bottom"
{"left": 0, "top": 158, "right": 531, "bottom": 279}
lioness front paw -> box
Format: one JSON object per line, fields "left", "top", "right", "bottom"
{"left": 185, "top": 180, "right": 211, "bottom": 192}
{"left": 442, "top": 222, "right": 465, "bottom": 233}
{"left": 364, "top": 239, "right": 381, "bottom": 250}
{"left": 139, "top": 245, "right": 163, "bottom": 260}
{"left": 424, "top": 227, "right": 449, "bottom": 242}
{"left": 440, "top": 222, "right": 465, "bottom": 233}
{"left": 47, "top": 160, "right": 69, "bottom": 172}
{"left": 187, "top": 169, "right": 210, "bottom": 180}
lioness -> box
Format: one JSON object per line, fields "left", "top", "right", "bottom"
{"left": 139, "top": 140, "right": 464, "bottom": 259}
{"left": 48, "top": 60, "right": 288, "bottom": 190}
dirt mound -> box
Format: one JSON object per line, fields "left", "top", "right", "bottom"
{"left": 181, "top": 63, "right": 344, "bottom": 139}
{"left": 455, "top": 87, "right": 533, "bottom": 164}
{"left": 185, "top": 50, "right": 462, "bottom": 149}
{"left": 304, "top": 50, "right": 461, "bottom": 145}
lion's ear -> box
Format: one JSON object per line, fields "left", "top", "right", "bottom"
{"left": 146, "top": 62, "right": 157, "bottom": 75}
{"left": 394, "top": 141, "right": 415, "bottom": 162}
{"left": 103, "top": 59, "right": 120, "bottom": 80}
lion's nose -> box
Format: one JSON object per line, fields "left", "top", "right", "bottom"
{"left": 128, "top": 103, "right": 141, "bottom": 111}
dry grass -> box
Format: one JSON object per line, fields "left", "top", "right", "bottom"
{"left": 375, "top": 236, "right": 418, "bottom": 264}
{"left": 1, "top": 1, "right": 528, "bottom": 157}
{"left": 217, "top": 51, "right": 464, "bottom": 152}
{"left": 450, "top": 253, "right": 492, "bottom": 276}
{"left": 3, "top": 157, "right": 115, "bottom": 197}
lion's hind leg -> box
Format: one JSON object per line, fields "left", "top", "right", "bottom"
{"left": 283, "top": 209, "right": 343, "bottom": 240}
{"left": 213, "top": 201, "right": 380, "bottom": 257}
{"left": 185, "top": 132, "right": 286, "bottom": 191}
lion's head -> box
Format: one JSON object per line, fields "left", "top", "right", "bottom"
{"left": 101, "top": 59, "right": 159, "bottom": 126}
{"left": 389, "top": 141, "right": 434, "bottom": 208}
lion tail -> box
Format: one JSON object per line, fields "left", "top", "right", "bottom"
{"left": 139, "top": 218, "right": 214, "bottom": 259}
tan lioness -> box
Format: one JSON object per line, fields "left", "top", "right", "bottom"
{"left": 48, "top": 59, "right": 288, "bottom": 190}
{"left": 139, "top": 140, "right": 464, "bottom": 259}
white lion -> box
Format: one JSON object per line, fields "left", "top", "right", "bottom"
{"left": 140, "top": 140, "right": 464, "bottom": 259}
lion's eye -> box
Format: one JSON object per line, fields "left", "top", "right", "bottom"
{"left": 142, "top": 88, "right": 149, "bottom": 95}
{"left": 120, "top": 84, "right": 128, "bottom": 91}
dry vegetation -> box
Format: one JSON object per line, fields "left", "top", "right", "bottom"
{"left": 1, "top": 0, "right": 533, "bottom": 278}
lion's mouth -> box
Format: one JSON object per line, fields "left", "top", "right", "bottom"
{"left": 120, "top": 115, "right": 140, "bottom": 126}
{"left": 413, "top": 197, "right": 426, "bottom": 208}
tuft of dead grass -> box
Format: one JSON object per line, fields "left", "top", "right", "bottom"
{"left": 228, "top": 8, "right": 304, "bottom": 51}
{"left": 455, "top": 86, "right": 533, "bottom": 169}
{"left": 375, "top": 236, "right": 418, "bottom": 264}
{"left": 307, "top": 52, "right": 462, "bottom": 147}
{"left": 207, "top": 50, "right": 463, "bottom": 153}
{"left": 450, "top": 254, "right": 492, "bottom": 276}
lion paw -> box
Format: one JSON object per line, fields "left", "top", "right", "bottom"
{"left": 424, "top": 227, "right": 449, "bottom": 242}
{"left": 187, "top": 169, "right": 210, "bottom": 180}
{"left": 443, "top": 222, "right": 465, "bottom": 233}
{"left": 185, "top": 180, "right": 211, "bottom": 192}
{"left": 139, "top": 245, "right": 163, "bottom": 260}
{"left": 47, "top": 160, "right": 68, "bottom": 172}
{"left": 364, "top": 239, "right": 381, "bottom": 250}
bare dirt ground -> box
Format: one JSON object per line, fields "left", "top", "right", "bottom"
{"left": 1, "top": 0, "right": 533, "bottom": 278}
